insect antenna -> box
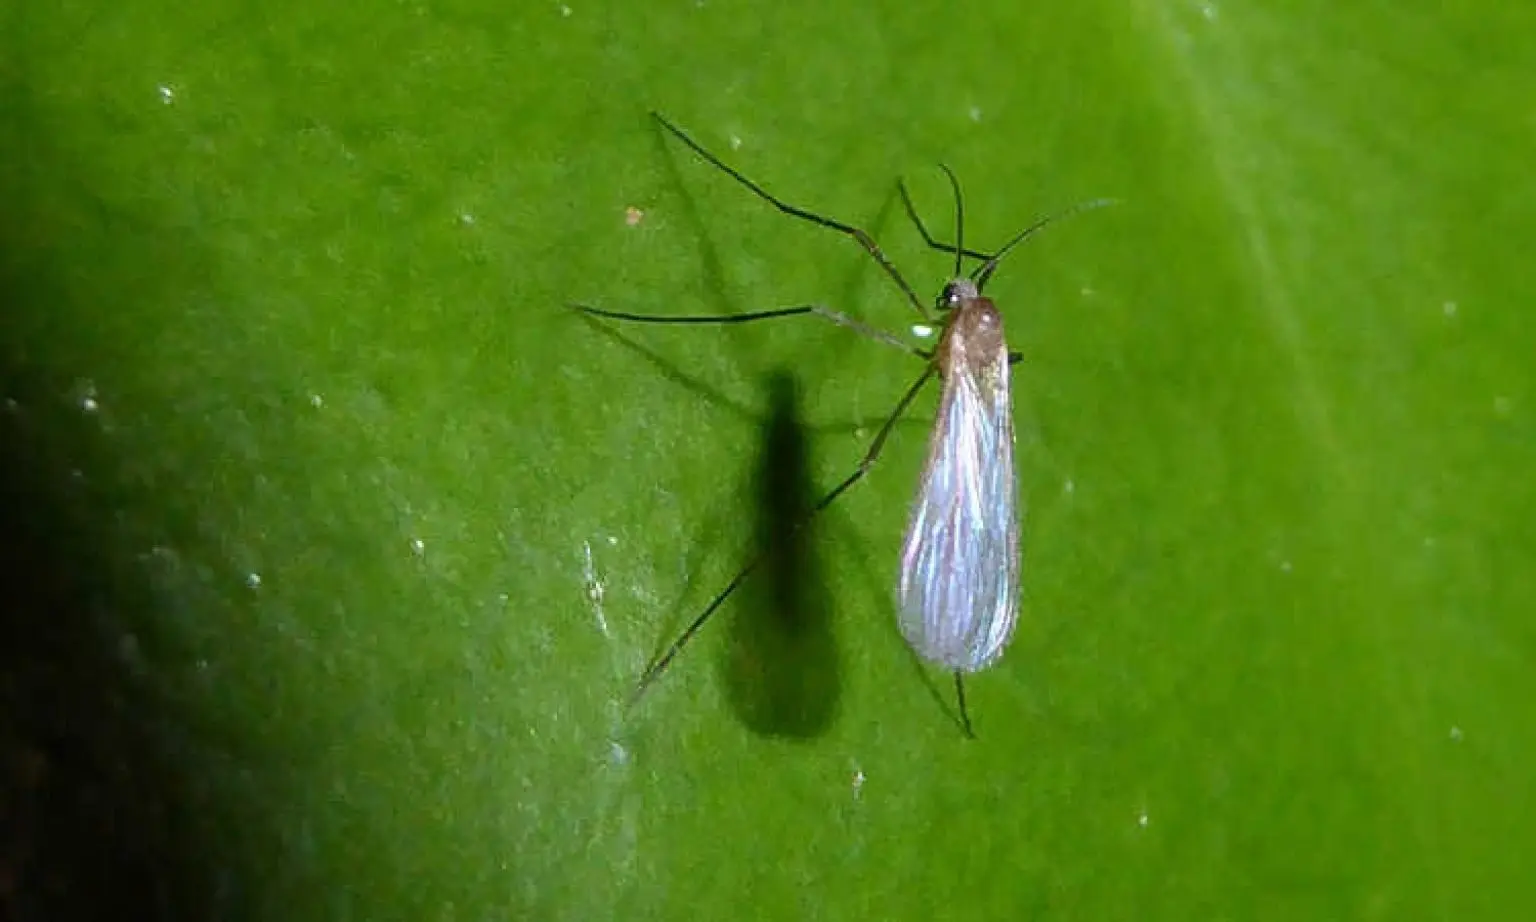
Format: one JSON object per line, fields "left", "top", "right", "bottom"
{"left": 941, "top": 164, "right": 966, "bottom": 279}
{"left": 974, "top": 197, "right": 1119, "bottom": 291}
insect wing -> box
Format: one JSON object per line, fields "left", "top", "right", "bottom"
{"left": 896, "top": 343, "right": 1021, "bottom": 671}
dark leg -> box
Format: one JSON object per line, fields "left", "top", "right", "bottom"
{"left": 898, "top": 177, "right": 994, "bottom": 265}
{"left": 629, "top": 366, "right": 937, "bottom": 707}
{"left": 568, "top": 301, "right": 926, "bottom": 358}
{"left": 954, "top": 672, "right": 975, "bottom": 739}
{"left": 652, "top": 112, "right": 931, "bottom": 320}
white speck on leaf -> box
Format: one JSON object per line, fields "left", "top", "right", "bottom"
{"left": 583, "top": 540, "right": 610, "bottom": 636}
{"left": 77, "top": 380, "right": 99, "bottom": 413}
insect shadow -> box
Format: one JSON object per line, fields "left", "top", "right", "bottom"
{"left": 720, "top": 371, "right": 839, "bottom": 738}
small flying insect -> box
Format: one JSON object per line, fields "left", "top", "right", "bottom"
{"left": 573, "top": 112, "right": 1110, "bottom": 736}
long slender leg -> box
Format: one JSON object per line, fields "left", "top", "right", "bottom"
{"left": 899, "top": 184, "right": 1120, "bottom": 290}
{"left": 629, "top": 366, "right": 937, "bottom": 707}
{"left": 953, "top": 672, "right": 975, "bottom": 739}
{"left": 898, "top": 178, "right": 994, "bottom": 264}
{"left": 652, "top": 112, "right": 931, "bottom": 320}
{"left": 569, "top": 301, "right": 926, "bottom": 358}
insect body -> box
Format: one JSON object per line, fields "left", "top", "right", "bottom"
{"left": 573, "top": 112, "right": 1109, "bottom": 736}
{"left": 899, "top": 279, "right": 1020, "bottom": 675}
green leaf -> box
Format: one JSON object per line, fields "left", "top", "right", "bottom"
{"left": 3, "top": 0, "right": 1532, "bottom": 919}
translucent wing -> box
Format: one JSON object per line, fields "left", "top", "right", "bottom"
{"left": 896, "top": 325, "right": 1020, "bottom": 672}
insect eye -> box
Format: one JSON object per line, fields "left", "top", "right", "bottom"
{"left": 935, "top": 282, "right": 962, "bottom": 311}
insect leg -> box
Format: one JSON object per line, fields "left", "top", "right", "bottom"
{"left": 898, "top": 176, "right": 994, "bottom": 265}
{"left": 953, "top": 672, "right": 975, "bottom": 739}
{"left": 652, "top": 112, "right": 931, "bottom": 320}
{"left": 569, "top": 301, "right": 925, "bottom": 358}
{"left": 629, "top": 366, "right": 937, "bottom": 708}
